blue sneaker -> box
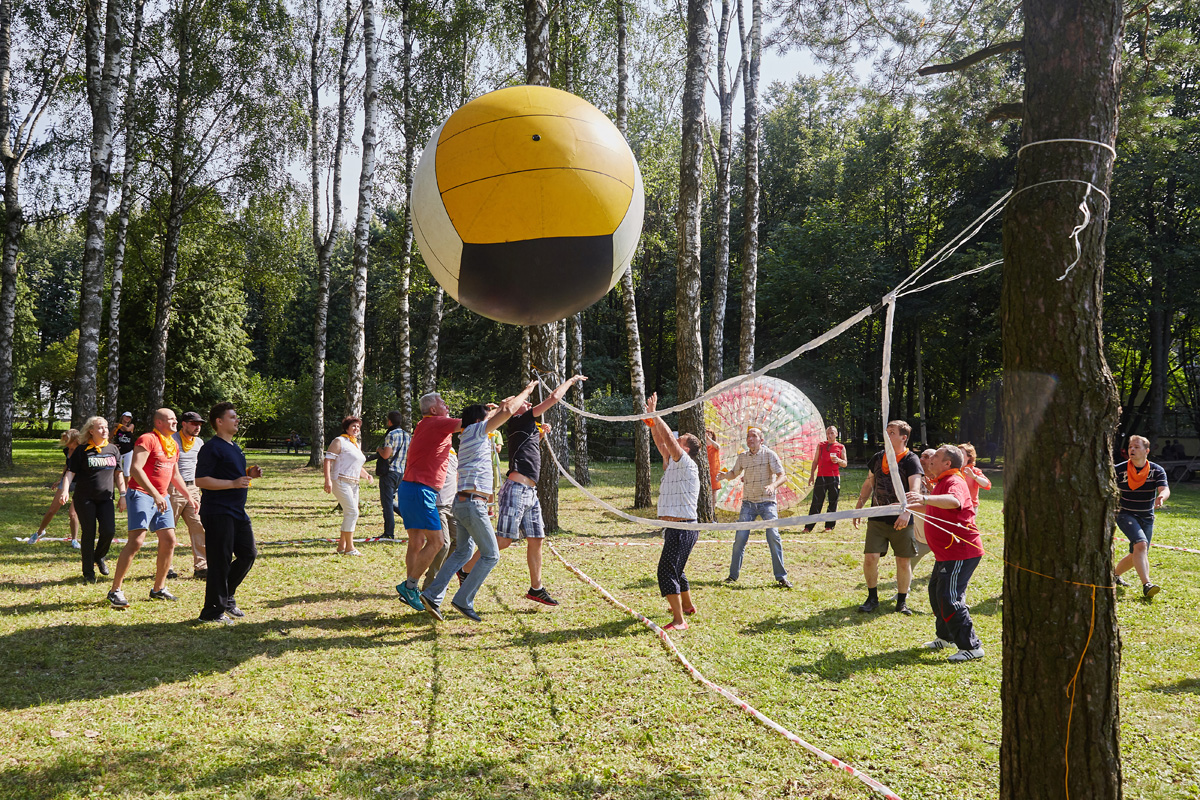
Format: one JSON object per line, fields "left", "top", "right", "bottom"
{"left": 395, "top": 583, "right": 423, "bottom": 612}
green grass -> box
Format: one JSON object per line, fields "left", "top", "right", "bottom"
{"left": 1, "top": 439, "right": 1198, "bottom": 799}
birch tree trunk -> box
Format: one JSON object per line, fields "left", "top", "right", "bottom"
{"left": 614, "top": 0, "right": 651, "bottom": 508}
{"left": 309, "top": 0, "right": 354, "bottom": 465}
{"left": 707, "top": 0, "right": 740, "bottom": 386}
{"left": 394, "top": 0, "right": 415, "bottom": 431}
{"left": 571, "top": 313, "right": 589, "bottom": 484}
{"left": 104, "top": 0, "right": 145, "bottom": 423}
{"left": 421, "top": 287, "right": 445, "bottom": 394}
{"left": 737, "top": 0, "right": 761, "bottom": 375}
{"left": 345, "top": 0, "right": 379, "bottom": 419}
{"left": 999, "top": 1, "right": 1123, "bottom": 797}
{"left": 74, "top": 0, "right": 126, "bottom": 425}
{"left": 676, "top": 0, "right": 712, "bottom": 521}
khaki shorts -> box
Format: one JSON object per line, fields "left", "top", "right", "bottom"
{"left": 864, "top": 518, "right": 917, "bottom": 558}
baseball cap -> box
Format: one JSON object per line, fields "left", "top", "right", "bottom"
{"left": 120, "top": 410, "right": 133, "bottom": 418}
{"left": 180, "top": 411, "right": 204, "bottom": 424}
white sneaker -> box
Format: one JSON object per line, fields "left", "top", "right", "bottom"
{"left": 947, "top": 647, "right": 984, "bottom": 662}
{"left": 345, "top": 548, "right": 363, "bottom": 556}
{"left": 28, "top": 531, "right": 43, "bottom": 544}
{"left": 70, "top": 539, "right": 82, "bottom": 550}
{"left": 923, "top": 637, "right": 954, "bottom": 650}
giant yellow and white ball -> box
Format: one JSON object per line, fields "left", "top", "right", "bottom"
{"left": 411, "top": 85, "right": 645, "bottom": 326}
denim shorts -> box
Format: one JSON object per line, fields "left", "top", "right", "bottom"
{"left": 1116, "top": 511, "right": 1154, "bottom": 552}
{"left": 126, "top": 489, "right": 175, "bottom": 532}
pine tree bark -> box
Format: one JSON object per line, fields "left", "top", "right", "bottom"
{"left": 614, "top": 0, "right": 651, "bottom": 508}
{"left": 676, "top": 0, "right": 712, "bottom": 521}
{"left": 737, "top": 0, "right": 761, "bottom": 375}
{"left": 104, "top": 0, "right": 145, "bottom": 423}
{"left": 74, "top": 0, "right": 126, "bottom": 425}
{"left": 571, "top": 312, "right": 589, "bottom": 484}
{"left": 309, "top": 0, "right": 354, "bottom": 466}
{"left": 999, "top": 2, "right": 1123, "bottom": 798}
{"left": 345, "top": 0, "right": 379, "bottom": 419}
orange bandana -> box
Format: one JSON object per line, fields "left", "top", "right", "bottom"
{"left": 1126, "top": 460, "right": 1150, "bottom": 491}
{"left": 155, "top": 430, "right": 178, "bottom": 460}
{"left": 179, "top": 433, "right": 197, "bottom": 452}
{"left": 86, "top": 438, "right": 109, "bottom": 452}
{"left": 935, "top": 467, "right": 962, "bottom": 482}
{"left": 881, "top": 448, "right": 910, "bottom": 475}
{"left": 342, "top": 434, "right": 358, "bottom": 447}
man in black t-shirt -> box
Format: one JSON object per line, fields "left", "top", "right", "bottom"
{"left": 853, "top": 420, "right": 924, "bottom": 614}
{"left": 195, "top": 402, "right": 262, "bottom": 624}
{"left": 463, "top": 373, "right": 586, "bottom": 606}
{"left": 1114, "top": 434, "right": 1170, "bottom": 600}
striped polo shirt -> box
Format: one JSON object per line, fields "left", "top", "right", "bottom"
{"left": 1114, "top": 460, "right": 1168, "bottom": 515}
{"left": 457, "top": 422, "right": 494, "bottom": 495}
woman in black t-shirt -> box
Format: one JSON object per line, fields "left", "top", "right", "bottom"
{"left": 114, "top": 412, "right": 136, "bottom": 477}
{"left": 31, "top": 430, "right": 81, "bottom": 545}
{"left": 59, "top": 417, "right": 127, "bottom": 582}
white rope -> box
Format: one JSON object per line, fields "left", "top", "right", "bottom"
{"left": 896, "top": 260, "right": 1002, "bottom": 299}
{"left": 877, "top": 295, "right": 910, "bottom": 511}
{"left": 893, "top": 191, "right": 1011, "bottom": 296}
{"left": 542, "top": 433, "right": 902, "bottom": 531}
{"left": 1016, "top": 137, "right": 1117, "bottom": 160}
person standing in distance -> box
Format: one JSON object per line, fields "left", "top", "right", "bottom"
{"left": 323, "top": 417, "right": 373, "bottom": 556}
{"left": 1114, "top": 434, "right": 1169, "bottom": 600}
{"left": 852, "top": 420, "right": 924, "bottom": 615}
{"left": 719, "top": 427, "right": 791, "bottom": 589}
{"left": 107, "top": 408, "right": 198, "bottom": 608}
{"left": 171, "top": 411, "right": 207, "bottom": 579}
{"left": 376, "top": 411, "right": 411, "bottom": 539}
{"left": 805, "top": 426, "right": 848, "bottom": 532}
{"left": 195, "top": 403, "right": 262, "bottom": 624}
{"left": 115, "top": 411, "right": 136, "bottom": 478}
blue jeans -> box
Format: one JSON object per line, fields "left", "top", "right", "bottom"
{"left": 728, "top": 500, "right": 787, "bottom": 581}
{"left": 379, "top": 471, "right": 401, "bottom": 538}
{"left": 423, "top": 496, "right": 500, "bottom": 613}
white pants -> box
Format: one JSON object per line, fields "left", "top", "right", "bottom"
{"left": 331, "top": 478, "right": 360, "bottom": 532}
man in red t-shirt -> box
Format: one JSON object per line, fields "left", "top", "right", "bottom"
{"left": 107, "top": 408, "right": 198, "bottom": 609}
{"left": 804, "top": 426, "right": 847, "bottom": 532}
{"left": 905, "top": 444, "right": 984, "bottom": 662}
{"left": 394, "top": 392, "right": 463, "bottom": 611}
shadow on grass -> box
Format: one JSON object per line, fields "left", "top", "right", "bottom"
{"left": 0, "top": 740, "right": 708, "bottom": 800}
{"left": 788, "top": 645, "right": 928, "bottom": 682}
{"left": 741, "top": 606, "right": 881, "bottom": 636}
{"left": 0, "top": 613, "right": 433, "bottom": 710}
{"left": 1147, "top": 677, "right": 1200, "bottom": 695}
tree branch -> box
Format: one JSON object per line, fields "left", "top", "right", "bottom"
{"left": 918, "top": 39, "right": 1022, "bottom": 76}
{"left": 985, "top": 102, "right": 1023, "bottom": 122}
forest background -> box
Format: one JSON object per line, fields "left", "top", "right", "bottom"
{"left": 2, "top": 0, "right": 1198, "bottom": 471}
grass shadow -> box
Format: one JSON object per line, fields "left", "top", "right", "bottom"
{"left": 741, "top": 606, "right": 883, "bottom": 636}
{"left": 788, "top": 645, "right": 929, "bottom": 682}
{"left": 1147, "top": 677, "right": 1200, "bottom": 695}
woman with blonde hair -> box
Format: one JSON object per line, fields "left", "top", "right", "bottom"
{"left": 58, "top": 416, "right": 126, "bottom": 582}
{"left": 30, "top": 429, "right": 82, "bottom": 546}
{"left": 323, "top": 416, "right": 373, "bottom": 555}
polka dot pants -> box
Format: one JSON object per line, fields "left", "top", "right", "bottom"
{"left": 657, "top": 527, "right": 699, "bottom": 596}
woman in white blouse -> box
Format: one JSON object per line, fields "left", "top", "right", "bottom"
{"left": 323, "top": 416, "right": 373, "bottom": 555}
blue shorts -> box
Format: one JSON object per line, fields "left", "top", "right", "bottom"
{"left": 127, "top": 489, "right": 175, "bottom": 532}
{"left": 397, "top": 480, "right": 440, "bottom": 531}
{"left": 1116, "top": 511, "right": 1154, "bottom": 552}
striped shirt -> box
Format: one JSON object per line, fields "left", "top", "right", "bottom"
{"left": 1115, "top": 460, "right": 1167, "bottom": 515}
{"left": 658, "top": 453, "right": 700, "bottom": 520}
{"left": 457, "top": 422, "right": 494, "bottom": 495}
{"left": 727, "top": 447, "right": 784, "bottom": 503}
{"left": 381, "top": 427, "right": 411, "bottom": 478}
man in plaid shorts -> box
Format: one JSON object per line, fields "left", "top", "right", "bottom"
{"left": 464, "top": 373, "right": 586, "bottom": 605}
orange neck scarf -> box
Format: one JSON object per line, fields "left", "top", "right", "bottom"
{"left": 1127, "top": 460, "right": 1150, "bottom": 491}
{"left": 881, "top": 448, "right": 909, "bottom": 475}
{"left": 935, "top": 467, "right": 962, "bottom": 482}
{"left": 179, "top": 433, "right": 197, "bottom": 452}
{"left": 87, "top": 438, "right": 109, "bottom": 452}
{"left": 342, "top": 434, "right": 358, "bottom": 447}
{"left": 155, "top": 430, "right": 178, "bottom": 460}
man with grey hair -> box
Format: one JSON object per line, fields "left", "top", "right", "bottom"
{"left": 909, "top": 448, "right": 938, "bottom": 569}
{"left": 905, "top": 444, "right": 985, "bottom": 662}
{"left": 395, "top": 392, "right": 462, "bottom": 611}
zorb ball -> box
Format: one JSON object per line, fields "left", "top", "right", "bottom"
{"left": 704, "top": 376, "right": 825, "bottom": 513}
{"left": 411, "top": 85, "right": 645, "bottom": 326}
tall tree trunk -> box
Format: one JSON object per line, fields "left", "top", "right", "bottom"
{"left": 345, "top": 0, "right": 379, "bottom": 419}
{"left": 394, "top": 0, "right": 415, "bottom": 431}
{"left": 74, "top": 0, "right": 126, "bottom": 425}
{"left": 737, "top": 0, "right": 761, "bottom": 374}
{"left": 571, "top": 312, "right": 589, "bottom": 484}
{"left": 421, "top": 287, "right": 445, "bottom": 394}
{"left": 104, "top": 0, "right": 145, "bottom": 423}
{"left": 707, "top": 0, "right": 739, "bottom": 386}
{"left": 615, "top": 0, "right": 651, "bottom": 507}
{"left": 676, "top": 0, "right": 712, "bottom": 521}
{"left": 999, "top": 2, "right": 1124, "bottom": 798}
{"left": 309, "top": 0, "right": 354, "bottom": 465}
{"left": 0, "top": 164, "right": 19, "bottom": 471}
{"left": 524, "top": 0, "right": 562, "bottom": 530}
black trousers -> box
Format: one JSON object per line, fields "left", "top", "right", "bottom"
{"left": 74, "top": 496, "right": 115, "bottom": 578}
{"left": 929, "top": 556, "right": 983, "bottom": 651}
{"left": 199, "top": 510, "right": 257, "bottom": 620}
{"left": 805, "top": 476, "right": 841, "bottom": 530}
